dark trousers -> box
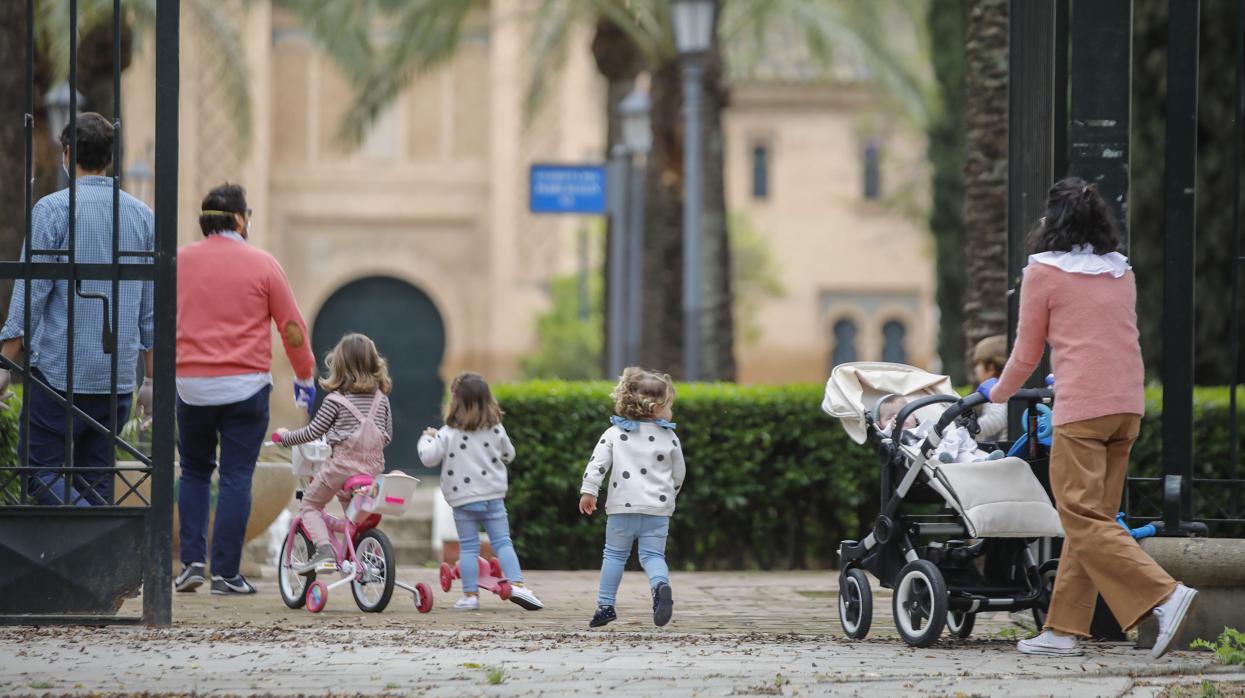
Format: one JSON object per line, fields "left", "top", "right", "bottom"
{"left": 176, "top": 385, "right": 271, "bottom": 579}
{"left": 20, "top": 368, "right": 133, "bottom": 506}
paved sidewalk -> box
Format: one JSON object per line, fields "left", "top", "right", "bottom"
{"left": 0, "top": 570, "right": 1237, "bottom": 697}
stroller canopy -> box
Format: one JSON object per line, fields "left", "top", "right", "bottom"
{"left": 822, "top": 362, "right": 957, "bottom": 444}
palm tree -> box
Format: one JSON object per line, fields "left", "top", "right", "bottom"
{"left": 278, "top": 0, "right": 933, "bottom": 381}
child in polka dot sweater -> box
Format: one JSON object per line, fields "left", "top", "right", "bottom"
{"left": 418, "top": 372, "right": 543, "bottom": 612}
{"left": 579, "top": 367, "right": 686, "bottom": 628}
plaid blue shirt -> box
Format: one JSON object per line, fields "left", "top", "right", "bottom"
{"left": 1, "top": 176, "right": 155, "bottom": 393}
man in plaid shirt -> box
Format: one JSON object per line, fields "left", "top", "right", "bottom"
{"left": 0, "top": 112, "right": 155, "bottom": 505}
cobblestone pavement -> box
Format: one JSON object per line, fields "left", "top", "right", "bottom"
{"left": 1, "top": 570, "right": 1238, "bottom": 697}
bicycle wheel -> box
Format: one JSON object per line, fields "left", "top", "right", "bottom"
{"left": 352, "top": 529, "right": 396, "bottom": 612}
{"left": 279, "top": 526, "right": 316, "bottom": 609}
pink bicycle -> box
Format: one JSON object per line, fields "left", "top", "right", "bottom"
{"left": 276, "top": 440, "right": 434, "bottom": 614}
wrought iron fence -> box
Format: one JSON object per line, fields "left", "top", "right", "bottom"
{"left": 1121, "top": 0, "right": 1245, "bottom": 538}
{"left": 0, "top": 0, "right": 178, "bottom": 625}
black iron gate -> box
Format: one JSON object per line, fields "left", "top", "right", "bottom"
{"left": 0, "top": 0, "right": 178, "bottom": 625}
{"left": 1121, "top": 0, "right": 1245, "bottom": 538}
{"left": 1008, "top": 0, "right": 1245, "bottom": 538}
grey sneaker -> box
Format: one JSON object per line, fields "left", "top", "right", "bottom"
{"left": 210, "top": 574, "right": 257, "bottom": 595}
{"left": 175, "top": 563, "right": 206, "bottom": 592}
{"left": 297, "top": 544, "right": 336, "bottom": 576}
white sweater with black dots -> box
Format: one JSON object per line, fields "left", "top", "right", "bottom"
{"left": 418, "top": 425, "right": 515, "bottom": 508}
{"left": 580, "top": 423, "right": 686, "bottom": 517}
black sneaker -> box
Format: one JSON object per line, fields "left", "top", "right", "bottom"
{"left": 175, "top": 563, "right": 206, "bottom": 592}
{"left": 652, "top": 582, "right": 673, "bottom": 627}
{"left": 210, "top": 574, "right": 257, "bottom": 595}
{"left": 589, "top": 604, "right": 617, "bottom": 628}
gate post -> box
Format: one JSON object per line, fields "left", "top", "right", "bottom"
{"left": 144, "top": 0, "right": 180, "bottom": 627}
{"left": 1160, "top": 0, "right": 1207, "bottom": 537}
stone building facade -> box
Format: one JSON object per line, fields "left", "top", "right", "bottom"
{"left": 119, "top": 1, "right": 934, "bottom": 468}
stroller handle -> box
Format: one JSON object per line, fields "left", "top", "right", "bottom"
{"left": 932, "top": 388, "right": 1054, "bottom": 439}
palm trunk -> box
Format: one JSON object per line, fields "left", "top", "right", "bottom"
{"left": 0, "top": 1, "right": 29, "bottom": 322}
{"left": 640, "top": 52, "right": 735, "bottom": 381}
{"left": 962, "top": 0, "right": 1009, "bottom": 365}
{"left": 698, "top": 48, "right": 735, "bottom": 382}
{"left": 592, "top": 19, "right": 641, "bottom": 379}
{"left": 927, "top": 0, "right": 968, "bottom": 384}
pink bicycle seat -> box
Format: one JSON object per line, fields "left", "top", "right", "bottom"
{"left": 342, "top": 474, "right": 374, "bottom": 492}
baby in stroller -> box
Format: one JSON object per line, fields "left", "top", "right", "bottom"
{"left": 877, "top": 394, "right": 1003, "bottom": 463}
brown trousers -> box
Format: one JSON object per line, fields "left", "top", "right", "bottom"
{"left": 1045, "top": 413, "right": 1176, "bottom": 636}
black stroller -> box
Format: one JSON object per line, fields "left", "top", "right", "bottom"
{"left": 822, "top": 362, "right": 1061, "bottom": 647}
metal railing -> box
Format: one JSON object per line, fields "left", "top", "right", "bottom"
{"left": 0, "top": 0, "right": 178, "bottom": 626}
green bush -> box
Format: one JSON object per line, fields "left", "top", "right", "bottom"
{"left": 496, "top": 382, "right": 1245, "bottom": 570}
{"left": 497, "top": 381, "right": 879, "bottom": 570}
{"left": 0, "top": 389, "right": 22, "bottom": 504}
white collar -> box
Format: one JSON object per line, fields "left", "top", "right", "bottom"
{"left": 218, "top": 231, "right": 246, "bottom": 244}
{"left": 1028, "top": 244, "right": 1130, "bottom": 278}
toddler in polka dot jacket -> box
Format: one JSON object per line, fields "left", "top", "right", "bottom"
{"left": 580, "top": 367, "right": 686, "bottom": 629}
{"left": 418, "top": 372, "right": 543, "bottom": 612}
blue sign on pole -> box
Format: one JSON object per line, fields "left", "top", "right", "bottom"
{"left": 529, "top": 164, "right": 607, "bottom": 214}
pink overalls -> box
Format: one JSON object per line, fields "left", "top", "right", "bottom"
{"left": 299, "top": 392, "right": 387, "bottom": 546}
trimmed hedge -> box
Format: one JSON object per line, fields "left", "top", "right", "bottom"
{"left": 0, "top": 381, "right": 1239, "bottom": 564}
{"left": 494, "top": 382, "right": 1245, "bottom": 571}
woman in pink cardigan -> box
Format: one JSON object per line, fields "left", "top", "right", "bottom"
{"left": 985, "top": 177, "right": 1197, "bottom": 659}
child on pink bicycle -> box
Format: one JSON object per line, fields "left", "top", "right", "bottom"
{"left": 419, "top": 372, "right": 543, "bottom": 611}
{"left": 275, "top": 333, "right": 393, "bottom": 574}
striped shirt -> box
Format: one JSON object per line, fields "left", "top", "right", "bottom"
{"left": 1, "top": 176, "right": 155, "bottom": 393}
{"left": 281, "top": 391, "right": 393, "bottom": 446}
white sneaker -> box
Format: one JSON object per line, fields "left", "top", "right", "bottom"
{"left": 1018, "top": 630, "right": 1084, "bottom": 657}
{"left": 454, "top": 595, "right": 480, "bottom": 610}
{"left": 1151, "top": 584, "right": 1198, "bottom": 659}
{"left": 508, "top": 584, "right": 544, "bottom": 611}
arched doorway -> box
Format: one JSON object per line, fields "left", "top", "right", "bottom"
{"left": 313, "top": 276, "right": 446, "bottom": 475}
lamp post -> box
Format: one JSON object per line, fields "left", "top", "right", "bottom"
{"left": 619, "top": 86, "right": 651, "bottom": 366}
{"left": 671, "top": 0, "right": 715, "bottom": 381}
{"left": 44, "top": 81, "right": 83, "bottom": 187}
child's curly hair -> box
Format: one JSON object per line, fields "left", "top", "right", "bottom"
{"left": 610, "top": 367, "right": 675, "bottom": 420}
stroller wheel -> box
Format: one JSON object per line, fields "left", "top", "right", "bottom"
{"left": 946, "top": 610, "right": 976, "bottom": 639}
{"left": 892, "top": 560, "right": 948, "bottom": 648}
{"left": 838, "top": 568, "right": 873, "bottom": 639}
{"left": 1032, "top": 558, "right": 1060, "bottom": 629}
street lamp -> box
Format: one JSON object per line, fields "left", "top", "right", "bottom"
{"left": 619, "top": 87, "right": 652, "bottom": 366}
{"left": 671, "top": 0, "right": 716, "bottom": 381}
{"left": 44, "top": 81, "right": 83, "bottom": 186}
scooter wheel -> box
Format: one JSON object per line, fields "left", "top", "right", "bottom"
{"left": 489, "top": 557, "right": 503, "bottom": 579}
{"left": 497, "top": 581, "right": 512, "bottom": 601}
{"left": 306, "top": 580, "right": 328, "bottom": 613}
{"left": 439, "top": 562, "right": 453, "bottom": 592}
{"left": 415, "top": 582, "right": 434, "bottom": 613}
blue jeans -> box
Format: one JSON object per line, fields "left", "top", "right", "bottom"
{"left": 20, "top": 368, "right": 133, "bottom": 506}
{"left": 597, "top": 513, "right": 670, "bottom": 606}
{"left": 175, "top": 385, "right": 270, "bottom": 579}
{"left": 453, "top": 499, "right": 524, "bottom": 593}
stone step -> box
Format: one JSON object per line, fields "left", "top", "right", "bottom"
{"left": 392, "top": 541, "right": 438, "bottom": 567}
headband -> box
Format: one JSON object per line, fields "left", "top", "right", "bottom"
{"left": 199, "top": 209, "right": 241, "bottom": 217}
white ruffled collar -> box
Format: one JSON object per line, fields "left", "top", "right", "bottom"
{"left": 1028, "top": 244, "right": 1130, "bottom": 278}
